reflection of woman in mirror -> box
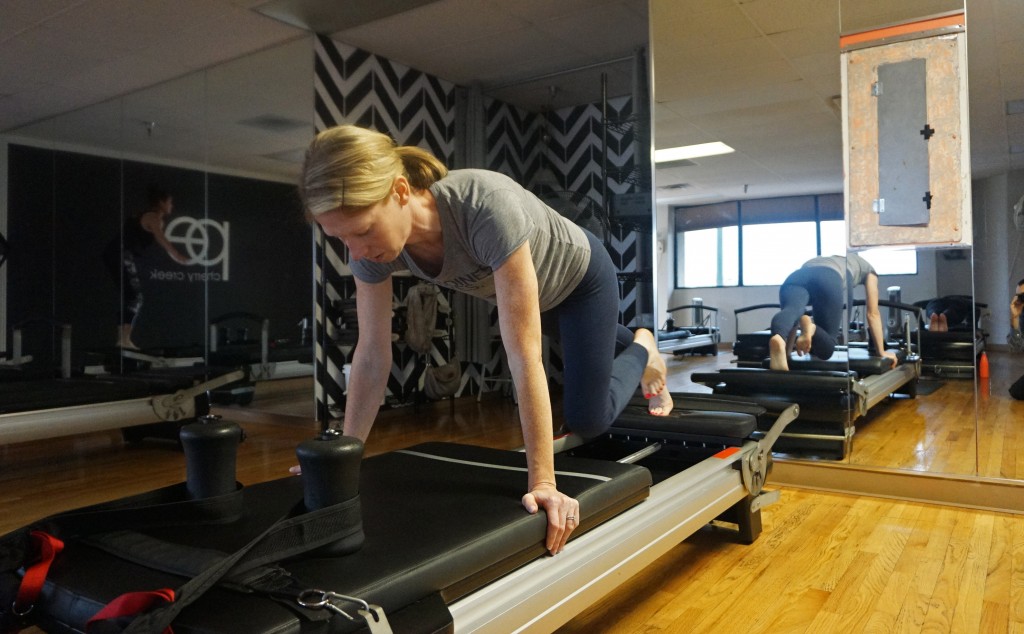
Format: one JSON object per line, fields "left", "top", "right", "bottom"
{"left": 1008, "top": 278, "right": 1024, "bottom": 400}
{"left": 299, "top": 124, "right": 671, "bottom": 556}
{"left": 768, "top": 252, "right": 898, "bottom": 371}
{"left": 924, "top": 295, "right": 974, "bottom": 332}
{"left": 102, "top": 184, "right": 190, "bottom": 349}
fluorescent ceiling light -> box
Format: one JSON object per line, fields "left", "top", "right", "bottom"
{"left": 654, "top": 142, "right": 735, "bottom": 163}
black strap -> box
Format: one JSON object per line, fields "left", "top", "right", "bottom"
{"left": 0, "top": 482, "right": 244, "bottom": 633}
{"left": 119, "top": 496, "right": 363, "bottom": 633}
{"left": 0, "top": 482, "right": 243, "bottom": 572}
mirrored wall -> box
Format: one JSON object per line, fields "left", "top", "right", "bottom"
{"left": 1, "top": 36, "right": 315, "bottom": 383}
{"left": 649, "top": 0, "right": 1024, "bottom": 483}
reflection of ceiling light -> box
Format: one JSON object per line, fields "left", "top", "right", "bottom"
{"left": 654, "top": 142, "right": 734, "bottom": 163}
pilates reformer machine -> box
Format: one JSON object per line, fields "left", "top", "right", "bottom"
{"left": 695, "top": 299, "right": 923, "bottom": 460}
{"left": 0, "top": 392, "right": 799, "bottom": 633}
{"left": 0, "top": 320, "right": 248, "bottom": 447}
{"left": 82, "top": 311, "right": 314, "bottom": 410}
{"left": 0, "top": 369, "right": 245, "bottom": 447}
{"left": 908, "top": 293, "right": 987, "bottom": 378}
{"left": 207, "top": 311, "right": 315, "bottom": 383}
{"left": 657, "top": 299, "right": 721, "bottom": 356}
{"left": 99, "top": 312, "right": 314, "bottom": 384}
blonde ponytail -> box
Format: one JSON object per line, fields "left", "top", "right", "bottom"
{"left": 300, "top": 125, "right": 447, "bottom": 217}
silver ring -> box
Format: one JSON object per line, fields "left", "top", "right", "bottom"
{"left": 566, "top": 516, "right": 576, "bottom": 522}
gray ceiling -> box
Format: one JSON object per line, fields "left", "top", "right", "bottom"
{"left": 0, "top": 0, "right": 1020, "bottom": 205}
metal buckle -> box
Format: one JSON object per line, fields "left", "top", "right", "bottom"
{"left": 11, "top": 600, "right": 33, "bottom": 618}
{"left": 296, "top": 589, "right": 392, "bottom": 633}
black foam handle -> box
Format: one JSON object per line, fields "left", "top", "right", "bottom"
{"left": 295, "top": 430, "right": 364, "bottom": 511}
{"left": 179, "top": 416, "right": 242, "bottom": 499}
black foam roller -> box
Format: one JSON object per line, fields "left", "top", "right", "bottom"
{"left": 179, "top": 415, "right": 242, "bottom": 499}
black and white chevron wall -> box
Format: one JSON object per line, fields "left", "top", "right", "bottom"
{"left": 312, "top": 36, "right": 457, "bottom": 421}
{"left": 312, "top": 34, "right": 651, "bottom": 421}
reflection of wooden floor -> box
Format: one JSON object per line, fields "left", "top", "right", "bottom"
{"left": 664, "top": 346, "right": 1024, "bottom": 479}
{"left": 2, "top": 363, "right": 1024, "bottom": 632}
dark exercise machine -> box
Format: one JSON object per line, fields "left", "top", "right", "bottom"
{"left": 0, "top": 393, "right": 797, "bottom": 633}
{"left": 208, "top": 311, "right": 315, "bottom": 382}
{"left": 0, "top": 319, "right": 247, "bottom": 446}
{"left": 695, "top": 300, "right": 923, "bottom": 460}
{"left": 908, "top": 292, "right": 987, "bottom": 378}
{"left": 657, "top": 299, "right": 721, "bottom": 356}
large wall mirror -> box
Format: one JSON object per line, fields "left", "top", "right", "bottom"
{"left": 651, "top": 0, "right": 1024, "bottom": 488}
{"left": 1, "top": 36, "right": 315, "bottom": 402}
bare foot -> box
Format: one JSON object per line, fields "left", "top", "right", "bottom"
{"left": 929, "top": 313, "right": 939, "bottom": 331}
{"left": 768, "top": 334, "right": 790, "bottom": 371}
{"left": 633, "top": 328, "right": 674, "bottom": 416}
{"left": 794, "top": 315, "right": 815, "bottom": 356}
{"left": 938, "top": 314, "right": 948, "bottom": 332}
{"left": 647, "top": 384, "right": 674, "bottom": 416}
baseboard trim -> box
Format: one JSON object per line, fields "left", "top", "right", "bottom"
{"left": 771, "top": 460, "right": 1024, "bottom": 514}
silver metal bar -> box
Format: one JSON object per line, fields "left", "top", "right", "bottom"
{"left": 616, "top": 442, "right": 662, "bottom": 464}
{"left": 60, "top": 324, "right": 72, "bottom": 379}
{"left": 0, "top": 398, "right": 159, "bottom": 445}
{"left": 857, "top": 363, "right": 919, "bottom": 410}
{"left": 778, "top": 430, "right": 854, "bottom": 442}
{"left": 449, "top": 441, "right": 757, "bottom": 633}
{"left": 261, "top": 318, "right": 270, "bottom": 365}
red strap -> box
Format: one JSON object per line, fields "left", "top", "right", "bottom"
{"left": 12, "top": 531, "right": 64, "bottom": 615}
{"left": 86, "top": 588, "right": 175, "bottom": 634}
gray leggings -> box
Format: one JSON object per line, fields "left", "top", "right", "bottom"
{"left": 770, "top": 265, "right": 844, "bottom": 361}
{"left": 541, "top": 230, "right": 648, "bottom": 437}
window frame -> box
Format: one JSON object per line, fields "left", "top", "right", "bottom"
{"left": 672, "top": 193, "right": 916, "bottom": 289}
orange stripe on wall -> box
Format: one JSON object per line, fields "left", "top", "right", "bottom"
{"left": 839, "top": 12, "right": 964, "bottom": 49}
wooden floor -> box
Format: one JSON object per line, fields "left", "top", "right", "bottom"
{"left": 2, "top": 356, "right": 1024, "bottom": 633}
{"left": 663, "top": 346, "right": 1024, "bottom": 478}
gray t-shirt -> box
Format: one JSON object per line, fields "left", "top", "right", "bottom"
{"left": 804, "top": 253, "right": 876, "bottom": 288}
{"left": 350, "top": 169, "right": 591, "bottom": 312}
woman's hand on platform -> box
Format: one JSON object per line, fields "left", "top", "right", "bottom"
{"left": 882, "top": 350, "right": 898, "bottom": 368}
{"left": 523, "top": 483, "right": 580, "bottom": 555}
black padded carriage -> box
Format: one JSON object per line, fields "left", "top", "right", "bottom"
{"left": 908, "top": 296, "right": 987, "bottom": 378}
{"left": 26, "top": 443, "right": 651, "bottom": 634}
{"left": 693, "top": 345, "right": 918, "bottom": 460}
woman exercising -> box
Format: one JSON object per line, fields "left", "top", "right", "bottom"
{"left": 299, "top": 124, "right": 672, "bottom": 555}
{"left": 102, "top": 185, "right": 190, "bottom": 349}
{"left": 768, "top": 252, "right": 897, "bottom": 371}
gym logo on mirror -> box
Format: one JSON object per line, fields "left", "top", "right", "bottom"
{"left": 160, "top": 216, "right": 230, "bottom": 282}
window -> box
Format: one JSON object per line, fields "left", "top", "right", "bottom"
{"left": 679, "top": 226, "right": 739, "bottom": 287}
{"left": 858, "top": 248, "right": 918, "bottom": 275}
{"left": 819, "top": 220, "right": 846, "bottom": 257}
{"left": 741, "top": 222, "right": 817, "bottom": 285}
{"left": 675, "top": 201, "right": 739, "bottom": 288}
{"left": 673, "top": 193, "right": 916, "bottom": 288}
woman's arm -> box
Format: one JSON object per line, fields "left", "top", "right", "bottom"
{"left": 139, "top": 212, "right": 190, "bottom": 264}
{"left": 1008, "top": 294, "right": 1024, "bottom": 352}
{"left": 493, "top": 240, "right": 579, "bottom": 555}
{"left": 864, "top": 273, "right": 897, "bottom": 367}
{"left": 342, "top": 276, "right": 394, "bottom": 441}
